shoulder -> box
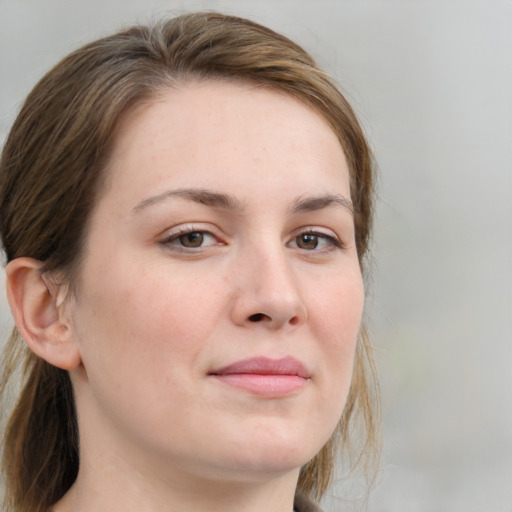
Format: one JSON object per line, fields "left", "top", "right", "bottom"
{"left": 294, "top": 491, "right": 325, "bottom": 512}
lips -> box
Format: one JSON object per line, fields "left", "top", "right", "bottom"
{"left": 209, "top": 356, "right": 310, "bottom": 396}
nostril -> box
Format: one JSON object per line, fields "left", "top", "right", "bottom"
{"left": 248, "top": 313, "right": 270, "bottom": 322}
{"left": 289, "top": 316, "right": 300, "bottom": 326}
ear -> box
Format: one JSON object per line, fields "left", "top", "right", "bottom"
{"left": 5, "top": 257, "right": 82, "bottom": 370}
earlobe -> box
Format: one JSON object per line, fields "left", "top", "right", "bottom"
{"left": 5, "top": 257, "right": 82, "bottom": 370}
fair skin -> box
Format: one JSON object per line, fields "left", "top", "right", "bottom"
{"left": 7, "top": 81, "right": 364, "bottom": 512}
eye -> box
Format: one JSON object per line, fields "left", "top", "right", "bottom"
{"left": 296, "top": 233, "right": 320, "bottom": 250}
{"left": 162, "top": 229, "right": 220, "bottom": 250}
{"left": 289, "top": 231, "right": 341, "bottom": 251}
{"left": 178, "top": 231, "right": 208, "bottom": 248}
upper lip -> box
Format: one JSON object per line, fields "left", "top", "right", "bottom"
{"left": 209, "top": 356, "right": 310, "bottom": 379}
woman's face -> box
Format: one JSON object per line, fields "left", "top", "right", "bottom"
{"left": 67, "top": 81, "right": 364, "bottom": 484}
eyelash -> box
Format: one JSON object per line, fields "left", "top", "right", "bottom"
{"left": 288, "top": 229, "right": 343, "bottom": 252}
{"left": 160, "top": 226, "right": 222, "bottom": 252}
{"left": 160, "top": 226, "right": 343, "bottom": 253}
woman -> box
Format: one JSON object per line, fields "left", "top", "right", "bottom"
{"left": 0, "top": 12, "right": 378, "bottom": 512}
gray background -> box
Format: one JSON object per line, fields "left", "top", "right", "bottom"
{"left": 1, "top": 1, "right": 511, "bottom": 510}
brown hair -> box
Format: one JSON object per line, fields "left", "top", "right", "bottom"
{"left": 0, "top": 12, "right": 379, "bottom": 512}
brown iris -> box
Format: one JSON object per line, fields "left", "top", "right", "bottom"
{"left": 179, "top": 232, "right": 204, "bottom": 248}
{"left": 296, "top": 233, "right": 319, "bottom": 250}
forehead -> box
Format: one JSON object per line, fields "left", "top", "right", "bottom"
{"left": 100, "top": 80, "right": 350, "bottom": 208}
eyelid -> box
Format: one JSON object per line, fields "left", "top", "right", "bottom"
{"left": 159, "top": 224, "right": 225, "bottom": 251}
{"left": 289, "top": 227, "right": 344, "bottom": 251}
{"left": 158, "top": 223, "right": 346, "bottom": 254}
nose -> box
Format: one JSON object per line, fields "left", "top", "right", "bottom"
{"left": 230, "top": 244, "right": 307, "bottom": 330}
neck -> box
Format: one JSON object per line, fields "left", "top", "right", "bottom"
{"left": 53, "top": 465, "right": 299, "bottom": 512}
{"left": 52, "top": 421, "right": 299, "bottom": 512}
{"left": 58, "top": 379, "right": 302, "bottom": 512}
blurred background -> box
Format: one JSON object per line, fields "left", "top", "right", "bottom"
{"left": 1, "top": 1, "right": 511, "bottom": 510}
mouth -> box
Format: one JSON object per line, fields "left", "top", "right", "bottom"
{"left": 209, "top": 356, "right": 310, "bottom": 397}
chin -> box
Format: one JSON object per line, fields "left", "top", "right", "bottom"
{"left": 220, "top": 424, "right": 327, "bottom": 477}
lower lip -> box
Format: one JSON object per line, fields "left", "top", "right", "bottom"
{"left": 212, "top": 374, "right": 308, "bottom": 396}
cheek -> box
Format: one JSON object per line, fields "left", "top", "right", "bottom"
{"left": 314, "top": 268, "right": 364, "bottom": 344}
{"left": 132, "top": 267, "right": 228, "bottom": 350}
{"left": 291, "top": 271, "right": 364, "bottom": 454}
{"left": 69, "top": 262, "right": 229, "bottom": 437}
{"left": 73, "top": 261, "right": 227, "bottom": 375}
{"left": 311, "top": 269, "right": 364, "bottom": 396}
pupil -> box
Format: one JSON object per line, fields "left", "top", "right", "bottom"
{"left": 299, "top": 234, "right": 318, "bottom": 249}
{"left": 181, "top": 232, "right": 203, "bottom": 247}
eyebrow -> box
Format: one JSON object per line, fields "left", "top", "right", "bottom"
{"left": 290, "top": 194, "right": 353, "bottom": 215}
{"left": 132, "top": 187, "right": 353, "bottom": 215}
{"left": 132, "top": 188, "right": 247, "bottom": 214}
